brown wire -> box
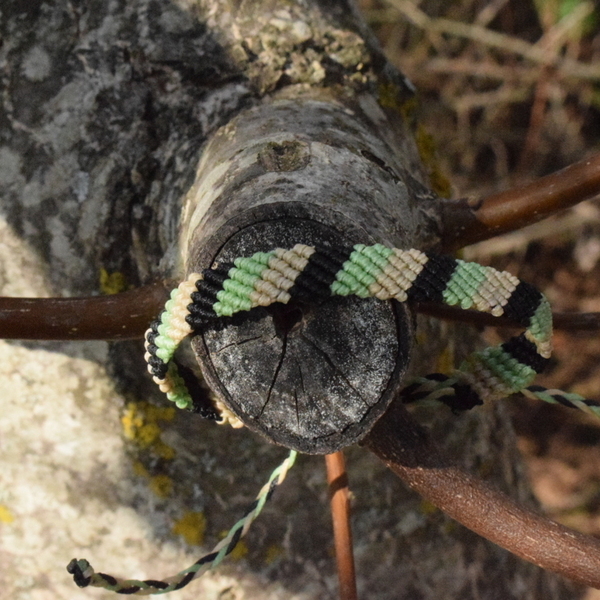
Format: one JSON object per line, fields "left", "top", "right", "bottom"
{"left": 362, "top": 396, "right": 600, "bottom": 589}
{"left": 326, "top": 452, "right": 358, "bottom": 600}
{"left": 441, "top": 153, "right": 600, "bottom": 251}
{"left": 0, "top": 282, "right": 171, "bottom": 341}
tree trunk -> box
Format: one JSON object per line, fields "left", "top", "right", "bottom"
{"left": 0, "top": 1, "right": 579, "bottom": 598}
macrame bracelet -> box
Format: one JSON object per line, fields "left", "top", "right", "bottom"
{"left": 67, "top": 450, "right": 297, "bottom": 595}
{"left": 142, "top": 242, "right": 599, "bottom": 420}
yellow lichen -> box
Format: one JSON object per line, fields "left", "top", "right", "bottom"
{"left": 443, "top": 520, "right": 458, "bottom": 535}
{"left": 377, "top": 80, "right": 418, "bottom": 121}
{"left": 121, "top": 402, "right": 144, "bottom": 440}
{"left": 228, "top": 540, "right": 248, "bottom": 561}
{"left": 133, "top": 460, "right": 149, "bottom": 478}
{"left": 419, "top": 500, "right": 439, "bottom": 516}
{"left": 146, "top": 404, "right": 176, "bottom": 422}
{"left": 154, "top": 441, "right": 176, "bottom": 461}
{"left": 435, "top": 342, "right": 455, "bottom": 374}
{"left": 120, "top": 402, "right": 176, "bottom": 458}
{"left": 0, "top": 505, "right": 14, "bottom": 524}
{"left": 264, "top": 544, "right": 283, "bottom": 564}
{"left": 415, "top": 125, "right": 452, "bottom": 198}
{"left": 173, "top": 512, "right": 206, "bottom": 546}
{"left": 136, "top": 423, "right": 161, "bottom": 448}
{"left": 122, "top": 402, "right": 178, "bottom": 500}
{"left": 149, "top": 475, "right": 174, "bottom": 498}
{"left": 99, "top": 268, "right": 128, "bottom": 295}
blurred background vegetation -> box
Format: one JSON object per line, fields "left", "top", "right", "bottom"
{"left": 358, "top": 2, "right": 600, "bottom": 595}
{"left": 360, "top": 0, "right": 600, "bottom": 195}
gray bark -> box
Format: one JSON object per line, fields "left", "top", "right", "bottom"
{"left": 0, "top": 1, "right": 579, "bottom": 599}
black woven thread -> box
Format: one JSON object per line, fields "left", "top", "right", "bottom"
{"left": 406, "top": 254, "right": 457, "bottom": 303}
{"left": 399, "top": 374, "right": 483, "bottom": 412}
{"left": 189, "top": 293, "right": 218, "bottom": 311}
{"left": 116, "top": 585, "right": 142, "bottom": 595}
{"left": 502, "top": 281, "right": 542, "bottom": 325}
{"left": 527, "top": 385, "right": 600, "bottom": 409}
{"left": 142, "top": 580, "right": 169, "bottom": 590}
{"left": 308, "top": 246, "right": 352, "bottom": 276}
{"left": 438, "top": 383, "right": 483, "bottom": 412}
{"left": 185, "top": 277, "right": 224, "bottom": 330}
{"left": 203, "top": 263, "right": 234, "bottom": 286}
{"left": 146, "top": 328, "right": 158, "bottom": 346}
{"left": 289, "top": 246, "right": 352, "bottom": 302}
{"left": 265, "top": 476, "right": 280, "bottom": 501}
{"left": 147, "top": 353, "right": 168, "bottom": 380}
{"left": 399, "top": 385, "right": 432, "bottom": 403}
{"left": 175, "top": 362, "right": 221, "bottom": 420}
{"left": 243, "top": 498, "right": 259, "bottom": 518}
{"left": 502, "top": 335, "right": 549, "bottom": 374}
{"left": 195, "top": 551, "right": 218, "bottom": 567}
{"left": 319, "top": 244, "right": 355, "bottom": 265}
{"left": 99, "top": 573, "right": 119, "bottom": 586}
{"left": 66, "top": 560, "right": 91, "bottom": 588}
{"left": 145, "top": 319, "right": 169, "bottom": 379}
{"left": 400, "top": 374, "right": 444, "bottom": 403}
{"left": 173, "top": 571, "right": 196, "bottom": 591}
{"left": 225, "top": 527, "right": 243, "bottom": 555}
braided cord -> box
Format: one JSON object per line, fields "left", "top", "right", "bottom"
{"left": 67, "top": 450, "right": 297, "bottom": 595}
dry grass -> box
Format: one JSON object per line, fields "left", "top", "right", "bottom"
{"left": 360, "top": 0, "right": 600, "bottom": 197}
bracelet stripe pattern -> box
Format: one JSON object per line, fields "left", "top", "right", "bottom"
{"left": 143, "top": 243, "right": 567, "bottom": 416}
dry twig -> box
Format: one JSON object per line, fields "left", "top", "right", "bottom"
{"left": 326, "top": 452, "right": 358, "bottom": 600}
{"left": 362, "top": 395, "right": 600, "bottom": 589}
{"left": 0, "top": 282, "right": 170, "bottom": 341}
{"left": 441, "top": 153, "right": 600, "bottom": 250}
{"left": 415, "top": 301, "right": 600, "bottom": 332}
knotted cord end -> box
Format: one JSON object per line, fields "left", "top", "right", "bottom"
{"left": 67, "top": 558, "right": 93, "bottom": 588}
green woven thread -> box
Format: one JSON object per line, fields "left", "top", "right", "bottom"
{"left": 443, "top": 261, "right": 487, "bottom": 309}
{"left": 164, "top": 364, "right": 193, "bottom": 410}
{"left": 154, "top": 302, "right": 178, "bottom": 363}
{"left": 471, "top": 346, "right": 537, "bottom": 392}
{"left": 214, "top": 290, "right": 253, "bottom": 317}
{"left": 228, "top": 267, "right": 260, "bottom": 288}
{"left": 333, "top": 259, "right": 372, "bottom": 297}
{"left": 528, "top": 297, "right": 553, "bottom": 344}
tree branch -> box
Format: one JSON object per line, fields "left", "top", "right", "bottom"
{"left": 2, "top": 285, "right": 597, "bottom": 344}
{"left": 441, "top": 153, "right": 600, "bottom": 250}
{"left": 0, "top": 282, "right": 170, "bottom": 341}
{"left": 361, "top": 396, "right": 600, "bottom": 589}
{"left": 326, "top": 452, "right": 358, "bottom": 600}
{"left": 415, "top": 301, "right": 600, "bottom": 332}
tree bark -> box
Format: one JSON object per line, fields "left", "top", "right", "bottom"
{"left": 0, "top": 1, "right": 579, "bottom": 598}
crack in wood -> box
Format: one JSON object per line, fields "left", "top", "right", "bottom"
{"left": 214, "top": 334, "right": 267, "bottom": 354}
{"left": 300, "top": 333, "right": 370, "bottom": 407}
{"left": 259, "top": 329, "right": 288, "bottom": 419}
{"left": 298, "top": 363, "right": 327, "bottom": 424}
